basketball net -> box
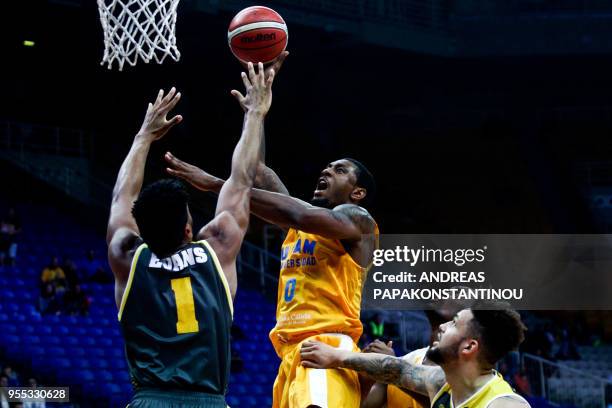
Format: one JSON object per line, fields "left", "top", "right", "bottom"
{"left": 97, "top": 0, "right": 181, "bottom": 71}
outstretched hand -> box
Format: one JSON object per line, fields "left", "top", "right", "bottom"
{"left": 165, "top": 152, "right": 220, "bottom": 192}
{"left": 138, "top": 87, "right": 182, "bottom": 141}
{"left": 231, "top": 61, "right": 276, "bottom": 115}
{"left": 235, "top": 51, "right": 288, "bottom": 113}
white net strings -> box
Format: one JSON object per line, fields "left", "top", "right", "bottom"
{"left": 98, "top": 0, "right": 181, "bottom": 70}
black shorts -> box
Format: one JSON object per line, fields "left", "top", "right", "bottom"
{"left": 128, "top": 388, "right": 227, "bottom": 408}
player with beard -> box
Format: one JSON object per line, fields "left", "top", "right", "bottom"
{"left": 300, "top": 302, "right": 531, "bottom": 408}
{"left": 165, "top": 140, "right": 377, "bottom": 406}
{"left": 362, "top": 298, "right": 474, "bottom": 408}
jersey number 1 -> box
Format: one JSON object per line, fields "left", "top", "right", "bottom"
{"left": 171, "top": 277, "right": 199, "bottom": 334}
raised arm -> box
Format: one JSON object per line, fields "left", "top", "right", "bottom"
{"left": 195, "top": 62, "right": 275, "bottom": 298}
{"left": 238, "top": 51, "right": 290, "bottom": 196}
{"left": 164, "top": 156, "right": 373, "bottom": 240}
{"left": 107, "top": 88, "right": 182, "bottom": 280}
{"left": 300, "top": 341, "right": 446, "bottom": 401}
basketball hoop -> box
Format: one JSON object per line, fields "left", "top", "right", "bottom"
{"left": 97, "top": 0, "right": 181, "bottom": 71}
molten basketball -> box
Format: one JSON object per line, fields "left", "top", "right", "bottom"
{"left": 228, "top": 6, "right": 288, "bottom": 64}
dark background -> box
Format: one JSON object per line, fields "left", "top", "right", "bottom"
{"left": 3, "top": 0, "right": 612, "bottom": 235}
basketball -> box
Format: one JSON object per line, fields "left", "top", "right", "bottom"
{"left": 228, "top": 6, "right": 288, "bottom": 64}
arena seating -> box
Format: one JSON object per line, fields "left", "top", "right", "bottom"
{"left": 0, "top": 203, "right": 279, "bottom": 406}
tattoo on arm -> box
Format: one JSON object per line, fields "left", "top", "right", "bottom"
{"left": 335, "top": 204, "right": 375, "bottom": 234}
{"left": 342, "top": 354, "right": 445, "bottom": 398}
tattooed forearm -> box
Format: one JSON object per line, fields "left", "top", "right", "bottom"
{"left": 344, "top": 355, "right": 405, "bottom": 385}
{"left": 342, "top": 354, "right": 445, "bottom": 398}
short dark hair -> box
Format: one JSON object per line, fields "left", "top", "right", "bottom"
{"left": 469, "top": 301, "right": 527, "bottom": 367}
{"left": 344, "top": 158, "right": 376, "bottom": 208}
{"left": 132, "top": 179, "right": 189, "bottom": 257}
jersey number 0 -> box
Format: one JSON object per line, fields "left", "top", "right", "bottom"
{"left": 171, "top": 277, "right": 200, "bottom": 334}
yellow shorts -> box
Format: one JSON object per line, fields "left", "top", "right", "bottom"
{"left": 272, "top": 334, "right": 361, "bottom": 408}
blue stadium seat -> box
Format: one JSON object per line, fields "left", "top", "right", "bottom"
{"left": 89, "top": 327, "right": 104, "bottom": 336}
{"left": 23, "top": 334, "right": 41, "bottom": 344}
{"left": 48, "top": 346, "right": 66, "bottom": 356}
{"left": 98, "top": 338, "right": 113, "bottom": 347}
{"left": 44, "top": 335, "right": 62, "bottom": 345}
{"left": 52, "top": 326, "right": 70, "bottom": 336}
{"left": 25, "top": 345, "right": 45, "bottom": 357}
{"left": 73, "top": 327, "right": 87, "bottom": 336}
{"left": 99, "top": 370, "right": 114, "bottom": 382}
{"left": 77, "top": 370, "right": 96, "bottom": 382}
{"left": 120, "top": 383, "right": 133, "bottom": 395}
{"left": 51, "top": 357, "right": 72, "bottom": 369}
{"left": 4, "top": 334, "right": 20, "bottom": 345}
{"left": 72, "top": 359, "right": 90, "bottom": 369}
{"left": 115, "top": 371, "right": 130, "bottom": 383}
{"left": 0, "top": 323, "right": 17, "bottom": 334}
{"left": 227, "top": 396, "right": 240, "bottom": 407}
{"left": 109, "top": 359, "right": 126, "bottom": 370}
{"left": 89, "top": 359, "right": 109, "bottom": 369}
{"left": 80, "top": 337, "right": 97, "bottom": 347}
{"left": 65, "top": 336, "right": 79, "bottom": 346}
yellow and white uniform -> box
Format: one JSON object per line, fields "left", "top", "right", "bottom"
{"left": 270, "top": 226, "right": 378, "bottom": 408}
{"left": 386, "top": 347, "right": 430, "bottom": 408}
{"left": 430, "top": 371, "right": 530, "bottom": 408}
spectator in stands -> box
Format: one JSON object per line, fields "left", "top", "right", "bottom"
{"left": 39, "top": 283, "right": 60, "bottom": 315}
{"left": 60, "top": 256, "right": 78, "bottom": 288}
{"left": 80, "top": 250, "right": 110, "bottom": 283}
{"left": 513, "top": 368, "right": 532, "bottom": 397}
{"left": 0, "top": 375, "right": 9, "bottom": 408}
{"left": 63, "top": 284, "right": 90, "bottom": 316}
{"left": 555, "top": 328, "right": 580, "bottom": 360}
{"left": 1, "top": 366, "right": 18, "bottom": 387}
{"left": 366, "top": 313, "right": 386, "bottom": 340}
{"left": 40, "top": 257, "right": 66, "bottom": 292}
{"left": 22, "top": 378, "right": 45, "bottom": 408}
{"left": 0, "top": 208, "right": 21, "bottom": 266}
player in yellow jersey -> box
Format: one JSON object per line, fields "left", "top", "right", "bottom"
{"left": 163, "top": 54, "right": 378, "bottom": 408}
{"left": 301, "top": 301, "right": 531, "bottom": 408}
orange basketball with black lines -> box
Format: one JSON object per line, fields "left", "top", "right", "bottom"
{"left": 228, "top": 6, "right": 288, "bottom": 64}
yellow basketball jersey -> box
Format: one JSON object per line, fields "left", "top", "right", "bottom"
{"left": 431, "top": 371, "right": 528, "bottom": 408}
{"left": 387, "top": 347, "right": 429, "bottom": 408}
{"left": 269, "top": 227, "right": 377, "bottom": 356}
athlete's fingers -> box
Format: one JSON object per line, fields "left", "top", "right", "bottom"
{"left": 165, "top": 151, "right": 190, "bottom": 170}
{"left": 230, "top": 89, "right": 246, "bottom": 105}
{"left": 271, "top": 51, "right": 288, "bottom": 74}
{"left": 387, "top": 341, "right": 393, "bottom": 348}
{"left": 166, "top": 167, "right": 183, "bottom": 178}
{"left": 241, "top": 71, "right": 251, "bottom": 90}
{"left": 266, "top": 69, "right": 275, "bottom": 90}
{"left": 162, "top": 87, "right": 176, "bottom": 106}
{"left": 247, "top": 62, "right": 256, "bottom": 84}
{"left": 154, "top": 89, "right": 164, "bottom": 106}
{"left": 258, "top": 62, "right": 265, "bottom": 86}
{"left": 163, "top": 92, "right": 181, "bottom": 113}
{"left": 166, "top": 115, "right": 182, "bottom": 129}
{"left": 301, "top": 360, "right": 321, "bottom": 369}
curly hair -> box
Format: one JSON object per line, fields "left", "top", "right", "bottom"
{"left": 131, "top": 179, "right": 190, "bottom": 257}
{"left": 469, "top": 301, "right": 527, "bottom": 367}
